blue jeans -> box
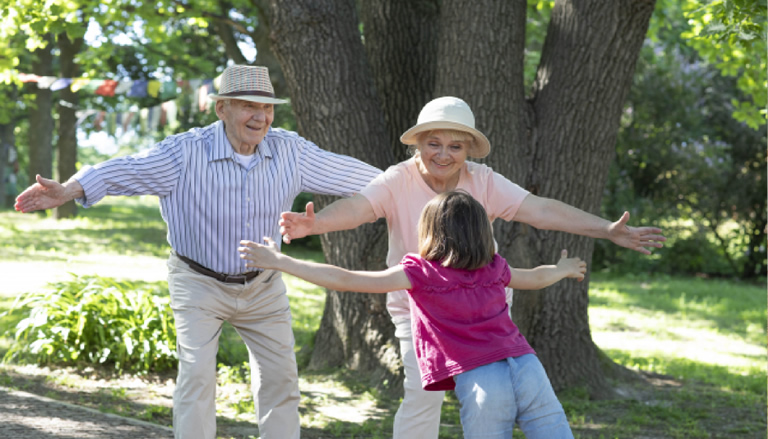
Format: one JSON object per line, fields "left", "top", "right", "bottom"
{"left": 453, "top": 354, "right": 573, "bottom": 439}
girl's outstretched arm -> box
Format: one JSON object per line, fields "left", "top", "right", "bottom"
{"left": 508, "top": 249, "right": 587, "bottom": 290}
{"left": 239, "top": 237, "right": 411, "bottom": 293}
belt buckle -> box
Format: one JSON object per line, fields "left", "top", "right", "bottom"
{"left": 224, "top": 274, "right": 248, "bottom": 284}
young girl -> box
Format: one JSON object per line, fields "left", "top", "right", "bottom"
{"left": 239, "top": 190, "right": 585, "bottom": 438}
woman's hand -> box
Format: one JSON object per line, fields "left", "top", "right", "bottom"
{"left": 556, "top": 249, "right": 587, "bottom": 282}
{"left": 279, "top": 202, "right": 315, "bottom": 244}
{"left": 607, "top": 212, "right": 666, "bottom": 255}
{"left": 239, "top": 237, "right": 282, "bottom": 269}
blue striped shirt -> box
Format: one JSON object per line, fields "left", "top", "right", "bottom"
{"left": 74, "top": 120, "right": 382, "bottom": 274}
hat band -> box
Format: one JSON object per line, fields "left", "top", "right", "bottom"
{"left": 218, "top": 90, "right": 276, "bottom": 98}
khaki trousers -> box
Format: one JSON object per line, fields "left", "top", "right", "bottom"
{"left": 167, "top": 253, "right": 300, "bottom": 439}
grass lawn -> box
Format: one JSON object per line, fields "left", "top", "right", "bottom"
{"left": 0, "top": 197, "right": 765, "bottom": 438}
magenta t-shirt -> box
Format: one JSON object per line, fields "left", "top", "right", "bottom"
{"left": 400, "top": 253, "right": 536, "bottom": 391}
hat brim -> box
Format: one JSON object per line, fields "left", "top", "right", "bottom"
{"left": 208, "top": 94, "right": 288, "bottom": 105}
{"left": 400, "top": 121, "right": 490, "bottom": 159}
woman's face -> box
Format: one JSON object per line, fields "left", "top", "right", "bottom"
{"left": 416, "top": 132, "right": 470, "bottom": 183}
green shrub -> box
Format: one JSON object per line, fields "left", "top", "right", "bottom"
{"left": 4, "top": 275, "right": 177, "bottom": 373}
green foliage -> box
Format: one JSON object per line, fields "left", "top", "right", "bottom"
{"left": 679, "top": 0, "right": 767, "bottom": 128}
{"left": 598, "top": 17, "right": 766, "bottom": 278}
{"left": 4, "top": 275, "right": 177, "bottom": 373}
{"left": 524, "top": 0, "right": 555, "bottom": 90}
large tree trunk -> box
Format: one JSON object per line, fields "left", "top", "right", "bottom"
{"left": 268, "top": 0, "right": 401, "bottom": 391}
{"left": 516, "top": 0, "right": 654, "bottom": 397}
{"left": 434, "top": 0, "right": 529, "bottom": 179}
{"left": 360, "top": 0, "right": 440, "bottom": 162}
{"left": 28, "top": 34, "right": 55, "bottom": 187}
{"left": 54, "top": 32, "right": 83, "bottom": 219}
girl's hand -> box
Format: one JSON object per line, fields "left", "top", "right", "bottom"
{"left": 556, "top": 249, "right": 587, "bottom": 282}
{"left": 239, "top": 237, "right": 282, "bottom": 269}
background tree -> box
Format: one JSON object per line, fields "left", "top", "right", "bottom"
{"left": 54, "top": 29, "right": 84, "bottom": 219}
{"left": 268, "top": 0, "right": 657, "bottom": 398}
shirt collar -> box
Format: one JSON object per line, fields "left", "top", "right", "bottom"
{"left": 209, "top": 120, "right": 274, "bottom": 162}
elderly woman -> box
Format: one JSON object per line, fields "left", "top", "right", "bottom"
{"left": 280, "top": 96, "right": 664, "bottom": 439}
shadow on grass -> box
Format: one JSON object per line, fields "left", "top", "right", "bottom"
{"left": 561, "top": 352, "right": 766, "bottom": 439}
{"left": 589, "top": 275, "right": 766, "bottom": 343}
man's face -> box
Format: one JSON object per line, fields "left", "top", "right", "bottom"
{"left": 216, "top": 99, "right": 275, "bottom": 149}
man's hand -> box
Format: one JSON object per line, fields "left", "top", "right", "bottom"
{"left": 279, "top": 201, "right": 316, "bottom": 244}
{"left": 14, "top": 175, "right": 82, "bottom": 213}
{"left": 556, "top": 249, "right": 587, "bottom": 282}
{"left": 608, "top": 212, "right": 666, "bottom": 255}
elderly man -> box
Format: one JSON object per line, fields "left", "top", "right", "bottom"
{"left": 15, "top": 65, "right": 382, "bottom": 439}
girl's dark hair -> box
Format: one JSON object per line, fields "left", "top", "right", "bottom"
{"left": 417, "top": 190, "right": 496, "bottom": 270}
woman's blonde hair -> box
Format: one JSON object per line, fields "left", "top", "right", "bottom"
{"left": 417, "top": 190, "right": 495, "bottom": 270}
{"left": 408, "top": 129, "right": 477, "bottom": 157}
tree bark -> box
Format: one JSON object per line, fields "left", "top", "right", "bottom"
{"left": 435, "top": 0, "right": 529, "bottom": 178}
{"left": 54, "top": 32, "right": 84, "bottom": 219}
{"left": 268, "top": 0, "right": 401, "bottom": 391}
{"left": 517, "top": 0, "right": 655, "bottom": 397}
{"left": 360, "top": 0, "right": 440, "bottom": 162}
{"left": 28, "top": 34, "right": 55, "bottom": 187}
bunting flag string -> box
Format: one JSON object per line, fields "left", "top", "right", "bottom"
{"left": 18, "top": 73, "right": 224, "bottom": 138}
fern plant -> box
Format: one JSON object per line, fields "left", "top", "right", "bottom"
{"left": 4, "top": 275, "right": 177, "bottom": 373}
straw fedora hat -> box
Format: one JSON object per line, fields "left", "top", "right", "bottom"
{"left": 400, "top": 96, "right": 490, "bottom": 158}
{"left": 209, "top": 65, "right": 287, "bottom": 104}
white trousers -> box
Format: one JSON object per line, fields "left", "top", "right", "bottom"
{"left": 167, "top": 253, "right": 300, "bottom": 439}
{"left": 389, "top": 288, "right": 514, "bottom": 439}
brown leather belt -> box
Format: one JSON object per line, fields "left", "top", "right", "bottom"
{"left": 177, "top": 254, "right": 260, "bottom": 284}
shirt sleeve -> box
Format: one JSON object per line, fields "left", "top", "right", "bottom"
{"left": 73, "top": 137, "right": 184, "bottom": 207}
{"left": 400, "top": 254, "right": 426, "bottom": 291}
{"left": 485, "top": 170, "right": 530, "bottom": 221}
{"left": 358, "top": 166, "right": 399, "bottom": 219}
{"left": 297, "top": 140, "right": 382, "bottom": 197}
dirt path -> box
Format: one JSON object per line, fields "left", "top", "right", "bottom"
{"left": 0, "top": 385, "right": 174, "bottom": 438}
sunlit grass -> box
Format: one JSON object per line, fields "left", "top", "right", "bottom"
{"left": 0, "top": 196, "right": 169, "bottom": 261}
{"left": 569, "top": 273, "right": 768, "bottom": 438}
{"left": 589, "top": 275, "right": 766, "bottom": 367}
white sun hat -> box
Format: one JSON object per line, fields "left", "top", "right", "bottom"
{"left": 399, "top": 96, "right": 490, "bottom": 158}
{"left": 208, "top": 65, "right": 287, "bottom": 104}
